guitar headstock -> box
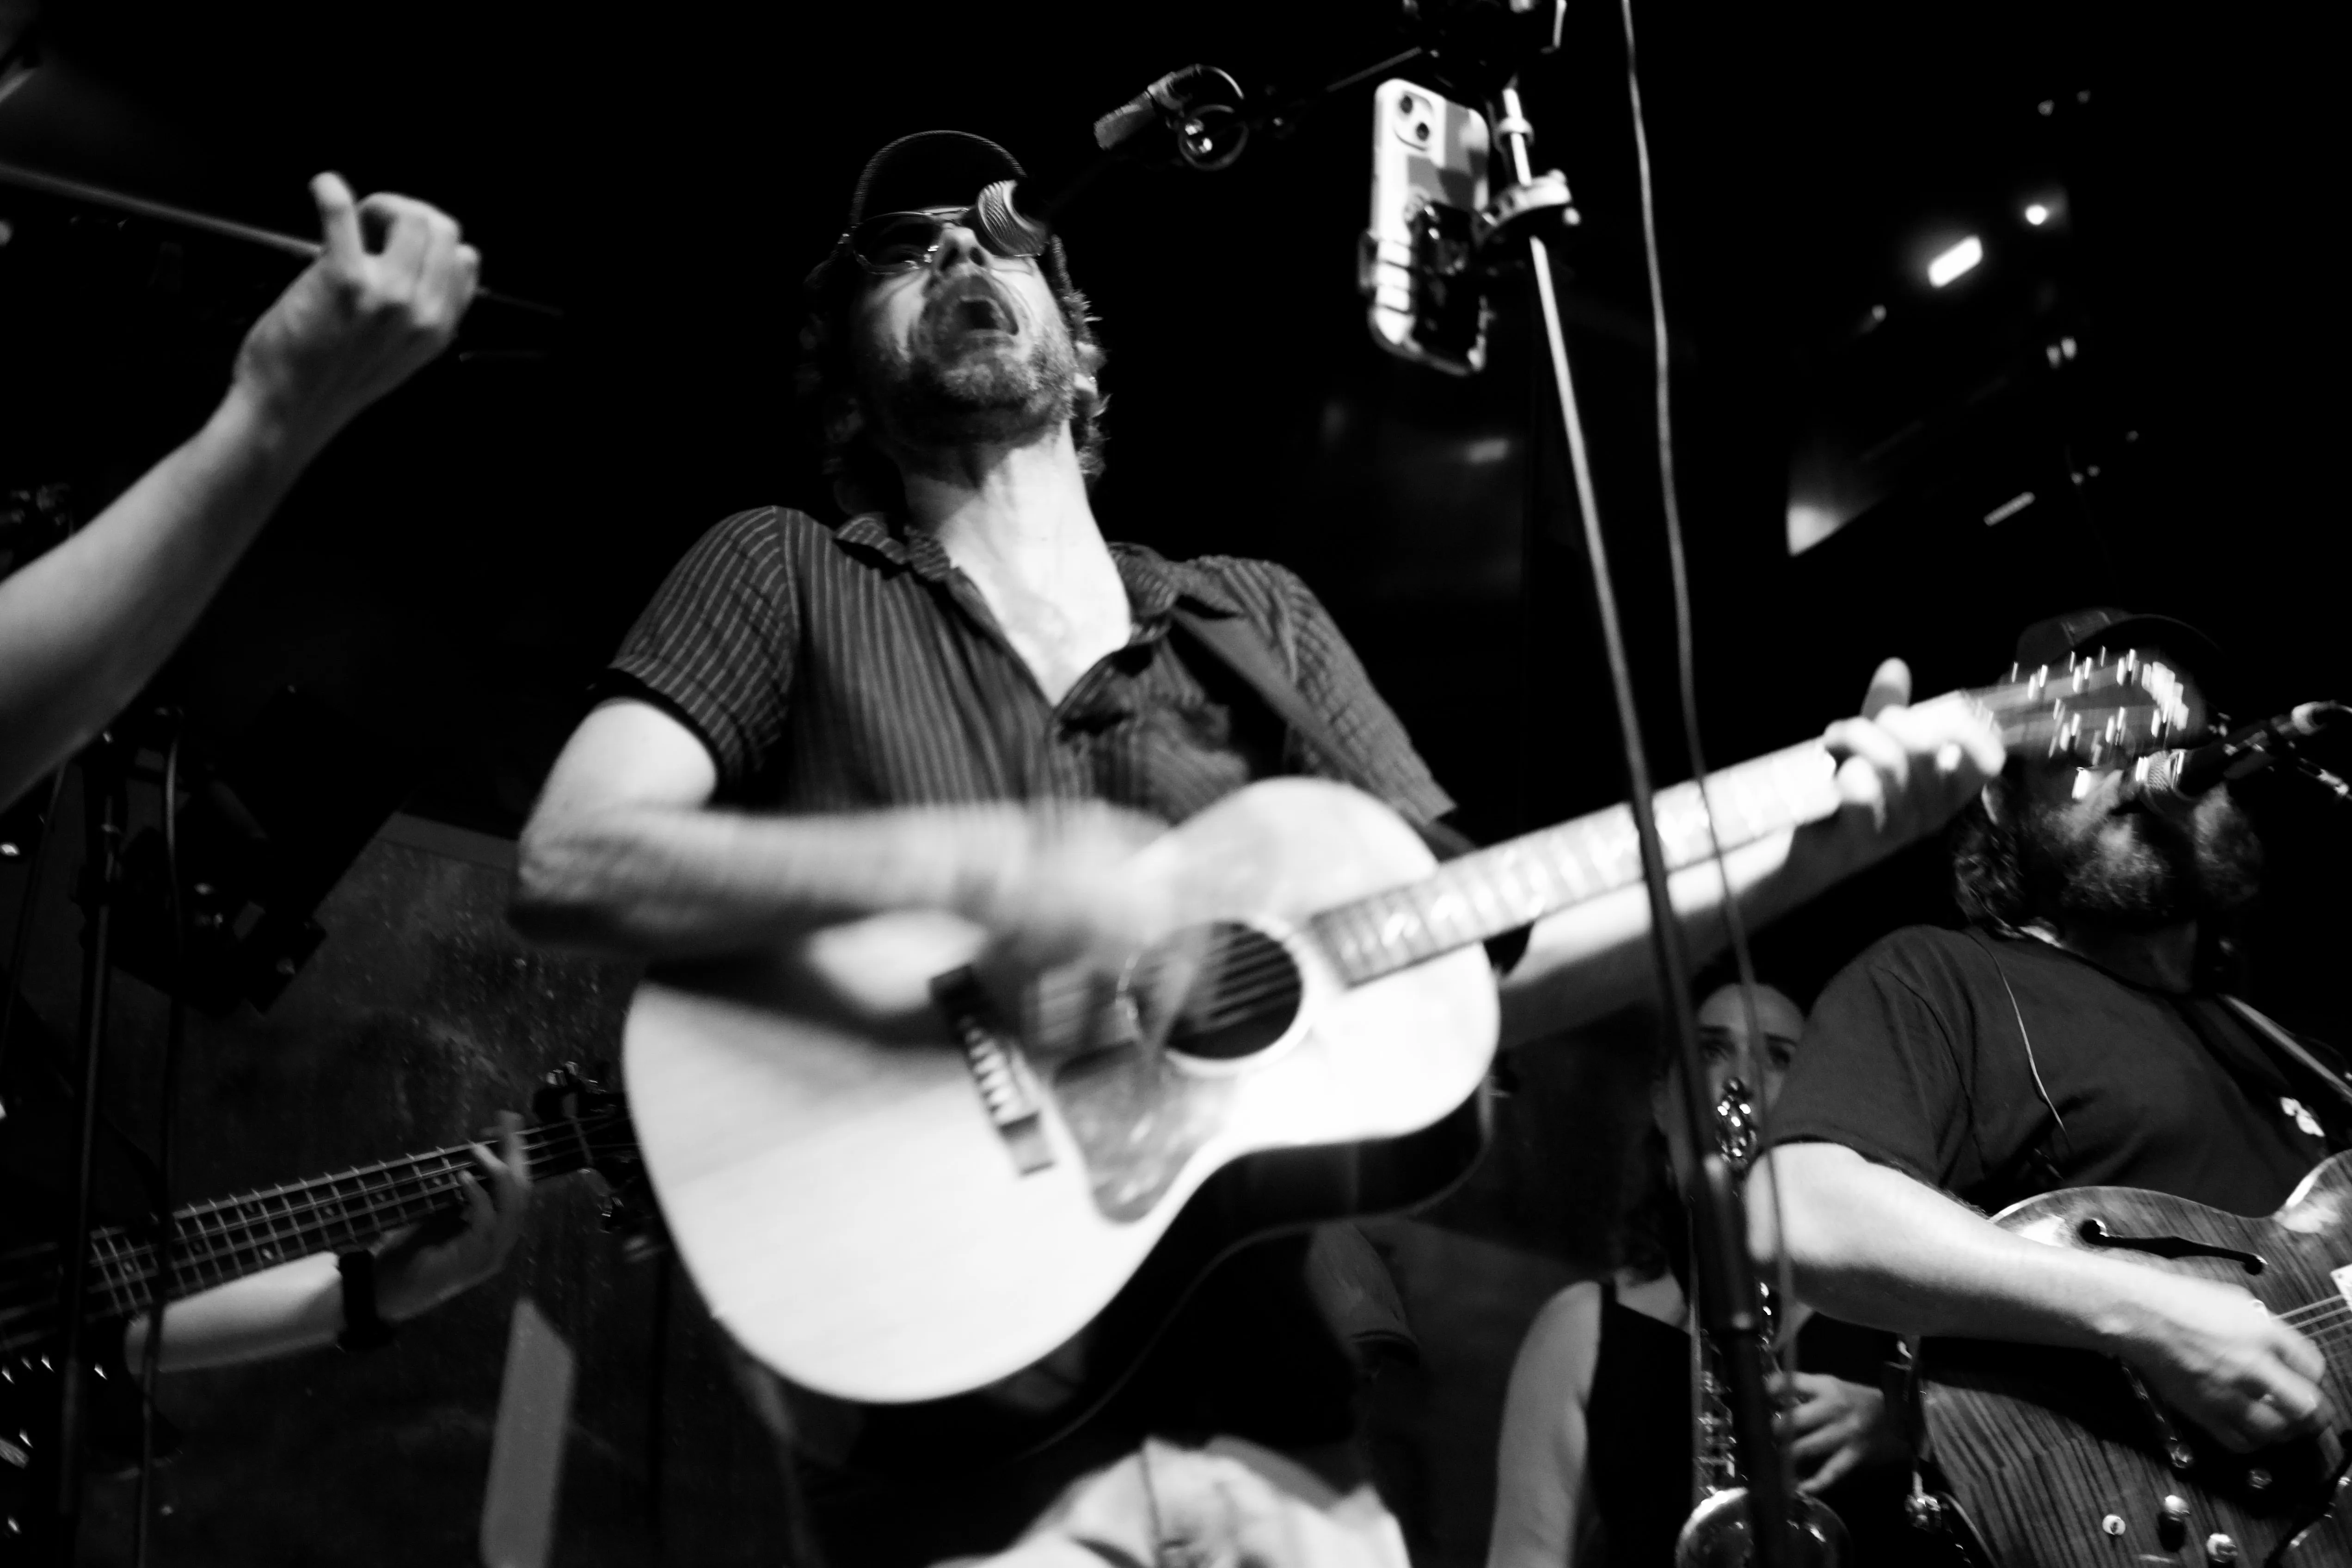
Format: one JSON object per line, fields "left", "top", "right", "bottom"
{"left": 530, "top": 1061, "right": 641, "bottom": 1184}
{"left": 1976, "top": 649, "right": 2211, "bottom": 768}
{"left": 531, "top": 1061, "right": 663, "bottom": 1259}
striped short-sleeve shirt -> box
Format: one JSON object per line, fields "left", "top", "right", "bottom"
{"left": 604, "top": 507, "right": 1455, "bottom": 830}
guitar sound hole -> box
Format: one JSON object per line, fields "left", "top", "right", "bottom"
{"left": 1135, "top": 922, "right": 1303, "bottom": 1064}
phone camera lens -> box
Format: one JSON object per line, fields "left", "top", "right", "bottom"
{"left": 1413, "top": 122, "right": 1431, "bottom": 142}
{"left": 1400, "top": 94, "right": 1418, "bottom": 115}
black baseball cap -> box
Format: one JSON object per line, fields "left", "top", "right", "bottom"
{"left": 2013, "top": 607, "right": 2224, "bottom": 678}
{"left": 2012, "top": 606, "right": 2231, "bottom": 727}
{"left": 847, "top": 130, "right": 1024, "bottom": 228}
{"left": 809, "top": 129, "right": 1070, "bottom": 299}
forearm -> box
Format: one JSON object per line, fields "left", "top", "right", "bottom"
{"left": 513, "top": 799, "right": 1038, "bottom": 958}
{"left": 1752, "top": 1143, "right": 2154, "bottom": 1353}
{"left": 122, "top": 1253, "right": 344, "bottom": 1377}
{"left": 0, "top": 385, "right": 327, "bottom": 806}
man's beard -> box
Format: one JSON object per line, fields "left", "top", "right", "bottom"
{"left": 2018, "top": 785, "right": 2263, "bottom": 929}
{"left": 868, "top": 276, "right": 1078, "bottom": 457}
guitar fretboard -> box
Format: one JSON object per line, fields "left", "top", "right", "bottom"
{"left": 0, "top": 1114, "right": 620, "bottom": 1356}
{"left": 1307, "top": 740, "right": 1842, "bottom": 986}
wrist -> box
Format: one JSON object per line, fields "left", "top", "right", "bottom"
{"left": 943, "top": 812, "right": 1033, "bottom": 925}
{"left": 215, "top": 373, "right": 342, "bottom": 475}
{"left": 336, "top": 1249, "right": 399, "bottom": 1352}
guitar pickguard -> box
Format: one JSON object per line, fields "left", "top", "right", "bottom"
{"left": 1052, "top": 1044, "right": 1238, "bottom": 1222}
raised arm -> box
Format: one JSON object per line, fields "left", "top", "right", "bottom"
{"left": 0, "top": 174, "right": 478, "bottom": 809}
{"left": 1753, "top": 1141, "right": 2329, "bottom": 1453}
{"left": 510, "top": 697, "right": 1164, "bottom": 965}
{"left": 1499, "top": 659, "right": 2004, "bottom": 1045}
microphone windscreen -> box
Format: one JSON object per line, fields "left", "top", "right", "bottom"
{"left": 973, "top": 179, "right": 1050, "bottom": 257}
{"left": 1095, "top": 92, "right": 1158, "bottom": 153}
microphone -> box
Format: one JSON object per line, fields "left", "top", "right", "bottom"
{"left": 971, "top": 65, "right": 1250, "bottom": 259}
{"left": 1093, "top": 65, "right": 1250, "bottom": 164}
{"left": 2135, "top": 702, "right": 2346, "bottom": 798}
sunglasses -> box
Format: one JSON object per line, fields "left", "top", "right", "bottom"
{"left": 844, "top": 207, "right": 1044, "bottom": 276}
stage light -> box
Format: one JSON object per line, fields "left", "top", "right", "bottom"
{"left": 2024, "top": 203, "right": 2050, "bottom": 227}
{"left": 1928, "top": 236, "right": 1983, "bottom": 288}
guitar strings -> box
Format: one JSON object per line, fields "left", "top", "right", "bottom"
{"left": 1019, "top": 687, "right": 2154, "bottom": 1039}
{"left": 0, "top": 1121, "right": 608, "bottom": 1346}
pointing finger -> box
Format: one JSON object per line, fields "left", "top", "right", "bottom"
{"left": 1860, "top": 657, "right": 1912, "bottom": 721}
{"left": 311, "top": 172, "right": 363, "bottom": 274}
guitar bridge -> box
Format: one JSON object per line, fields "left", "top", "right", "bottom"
{"left": 933, "top": 967, "right": 1054, "bottom": 1175}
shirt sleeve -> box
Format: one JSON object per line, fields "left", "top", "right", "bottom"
{"left": 1768, "top": 935, "right": 1978, "bottom": 1192}
{"left": 601, "top": 508, "right": 800, "bottom": 797}
{"left": 1256, "top": 563, "right": 1456, "bottom": 827}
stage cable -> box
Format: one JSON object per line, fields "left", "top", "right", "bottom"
{"left": 0, "top": 768, "right": 71, "bottom": 1101}
{"left": 133, "top": 714, "right": 187, "bottom": 1568}
{"left": 1615, "top": 0, "right": 1799, "bottom": 1340}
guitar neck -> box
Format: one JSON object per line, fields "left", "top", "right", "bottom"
{"left": 0, "top": 1116, "right": 612, "bottom": 1355}
{"left": 1303, "top": 654, "right": 2193, "bottom": 989}
{"left": 1307, "top": 738, "right": 1843, "bottom": 986}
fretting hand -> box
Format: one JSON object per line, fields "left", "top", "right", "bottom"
{"left": 375, "top": 1111, "right": 532, "bottom": 1323}
{"left": 1817, "top": 658, "right": 2007, "bottom": 864}
{"left": 231, "top": 172, "right": 480, "bottom": 448}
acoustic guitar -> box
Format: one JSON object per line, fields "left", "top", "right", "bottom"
{"left": 1915, "top": 1156, "right": 2352, "bottom": 1565}
{"left": 622, "top": 651, "right": 2192, "bottom": 1430}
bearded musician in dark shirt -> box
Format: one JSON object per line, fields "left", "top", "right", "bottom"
{"left": 1759, "top": 609, "right": 2350, "bottom": 1468}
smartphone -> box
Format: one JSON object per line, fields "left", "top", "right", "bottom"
{"left": 1360, "top": 79, "right": 1491, "bottom": 376}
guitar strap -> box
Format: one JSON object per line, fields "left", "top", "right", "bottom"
{"left": 1171, "top": 608, "right": 1477, "bottom": 858}
{"left": 1168, "top": 609, "right": 1371, "bottom": 793}
{"left": 2217, "top": 994, "right": 2352, "bottom": 1120}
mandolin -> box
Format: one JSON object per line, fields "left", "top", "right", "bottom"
{"left": 622, "top": 652, "right": 2195, "bottom": 1433}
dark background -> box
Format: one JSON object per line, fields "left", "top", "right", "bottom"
{"left": 6, "top": 0, "right": 2343, "bottom": 1023}
{"left": 4, "top": 4, "right": 2349, "bottom": 1561}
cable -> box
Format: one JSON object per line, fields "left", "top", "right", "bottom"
{"left": 1615, "top": 0, "right": 1801, "bottom": 1348}
{"left": 133, "top": 715, "right": 187, "bottom": 1568}
{"left": 0, "top": 768, "right": 70, "bottom": 1100}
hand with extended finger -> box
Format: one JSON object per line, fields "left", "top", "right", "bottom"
{"left": 2118, "top": 1270, "right": 2330, "bottom": 1453}
{"left": 374, "top": 1111, "right": 532, "bottom": 1323}
{"left": 1817, "top": 657, "right": 2006, "bottom": 870}
{"left": 232, "top": 172, "right": 481, "bottom": 447}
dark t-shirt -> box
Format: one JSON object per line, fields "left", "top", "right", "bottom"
{"left": 1772, "top": 926, "right": 2344, "bottom": 1216}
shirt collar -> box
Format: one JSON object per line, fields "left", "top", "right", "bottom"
{"left": 833, "top": 515, "right": 1242, "bottom": 619}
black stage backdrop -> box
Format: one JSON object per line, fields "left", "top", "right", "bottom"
{"left": 2, "top": 3, "right": 2346, "bottom": 1562}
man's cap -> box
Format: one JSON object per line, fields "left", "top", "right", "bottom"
{"left": 809, "top": 129, "right": 1067, "bottom": 300}
{"left": 2013, "top": 606, "right": 2228, "bottom": 694}
{"left": 847, "top": 130, "right": 1025, "bottom": 228}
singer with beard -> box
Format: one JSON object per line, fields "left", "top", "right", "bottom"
{"left": 1756, "top": 609, "right": 2349, "bottom": 1466}
{"left": 511, "top": 130, "right": 2003, "bottom": 1563}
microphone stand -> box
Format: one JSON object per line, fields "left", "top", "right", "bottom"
{"left": 1475, "top": 81, "right": 1800, "bottom": 1568}
{"left": 45, "top": 728, "right": 131, "bottom": 1565}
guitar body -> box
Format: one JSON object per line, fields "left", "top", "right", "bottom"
{"left": 1918, "top": 1156, "right": 2352, "bottom": 1564}
{"left": 623, "top": 778, "right": 1498, "bottom": 1408}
